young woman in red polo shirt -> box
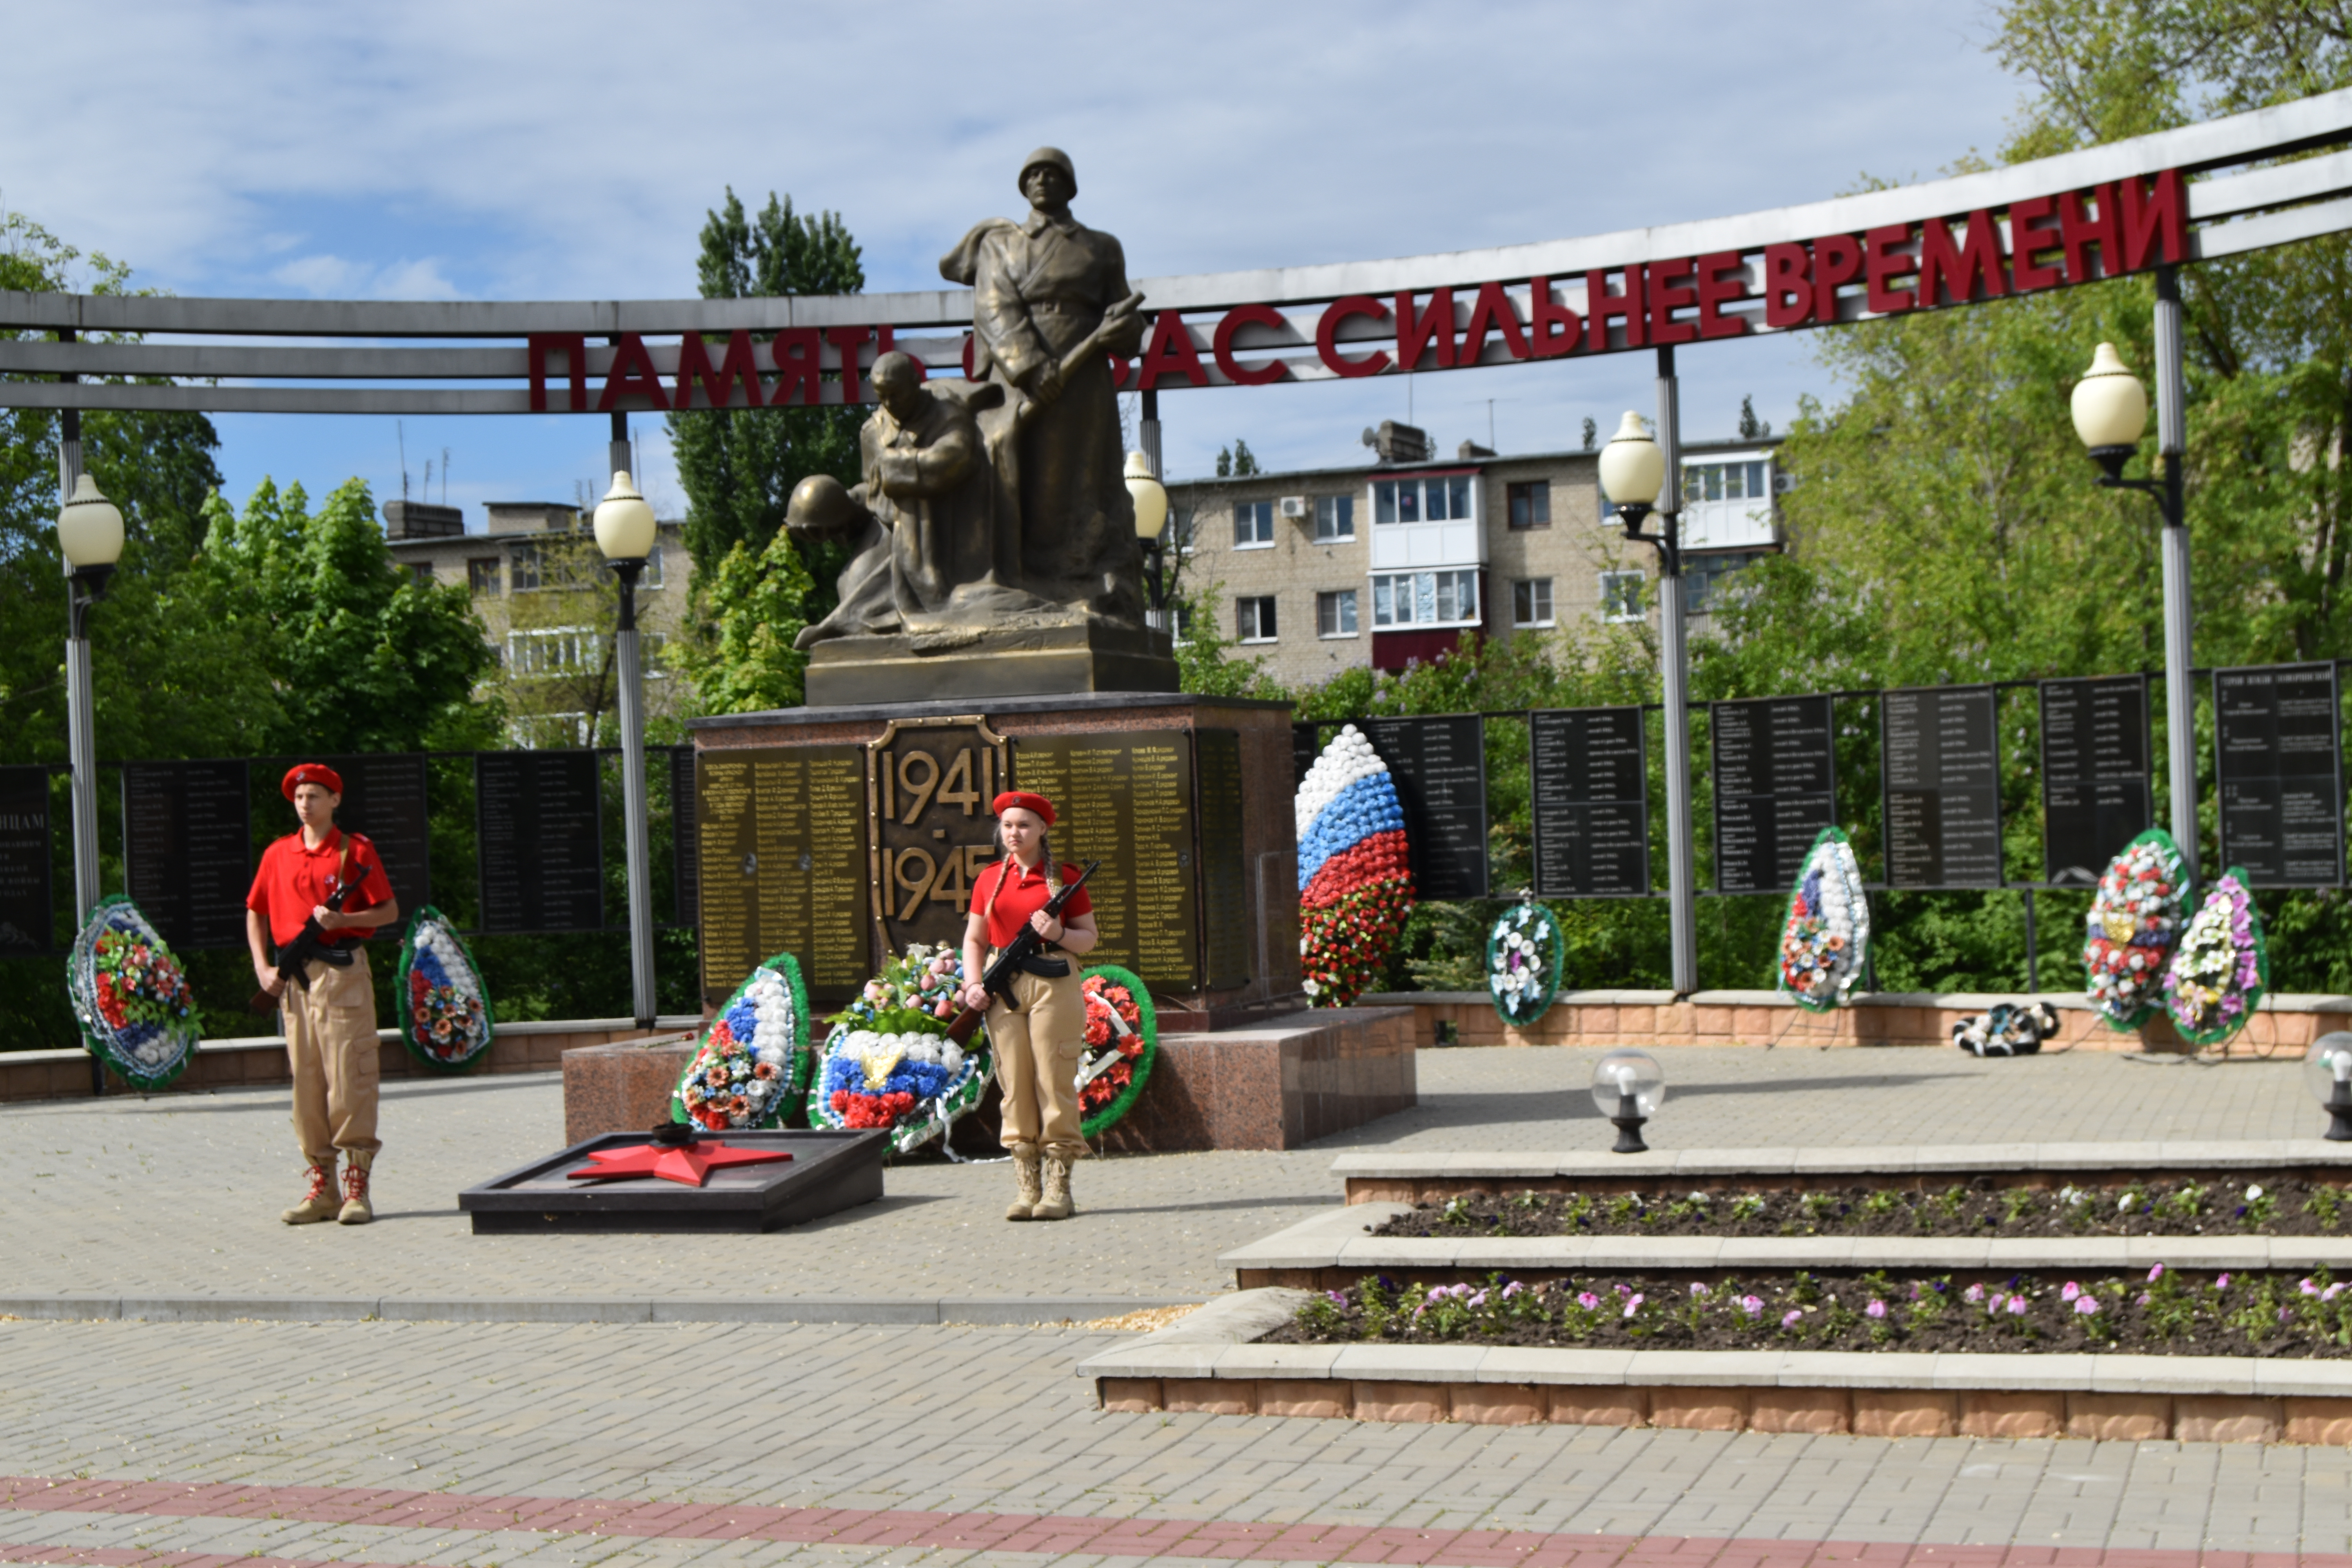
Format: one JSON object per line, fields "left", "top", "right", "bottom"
{"left": 960, "top": 791, "right": 1097, "bottom": 1221}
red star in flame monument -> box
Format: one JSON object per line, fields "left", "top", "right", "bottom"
{"left": 567, "top": 1127, "right": 793, "bottom": 1189}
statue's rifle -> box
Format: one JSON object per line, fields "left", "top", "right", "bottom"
{"left": 942, "top": 860, "right": 1100, "bottom": 1046}
{"left": 1010, "top": 294, "right": 1144, "bottom": 432}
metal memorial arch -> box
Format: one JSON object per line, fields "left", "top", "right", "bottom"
{"left": 13, "top": 86, "right": 2352, "bottom": 1002}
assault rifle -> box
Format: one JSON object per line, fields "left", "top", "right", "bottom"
{"left": 249, "top": 840, "right": 365, "bottom": 1012}
{"left": 944, "top": 859, "right": 1098, "bottom": 1046}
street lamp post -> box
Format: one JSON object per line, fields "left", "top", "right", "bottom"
{"left": 593, "top": 470, "right": 659, "bottom": 1029}
{"left": 57, "top": 472, "right": 124, "bottom": 928}
{"left": 1599, "top": 387, "right": 1698, "bottom": 995}
{"left": 1125, "top": 450, "right": 1171, "bottom": 630}
{"left": 2071, "top": 292, "right": 2197, "bottom": 884}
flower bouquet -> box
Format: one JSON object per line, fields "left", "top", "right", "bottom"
{"left": 2165, "top": 867, "right": 2268, "bottom": 1047}
{"left": 1296, "top": 724, "right": 1415, "bottom": 1007}
{"left": 808, "top": 943, "right": 991, "bottom": 1154}
{"left": 1776, "top": 826, "right": 1870, "bottom": 1011}
{"left": 1078, "top": 963, "right": 1157, "bottom": 1138}
{"left": 2081, "top": 828, "right": 2187, "bottom": 1030}
{"left": 671, "top": 952, "right": 810, "bottom": 1131}
{"left": 67, "top": 896, "right": 198, "bottom": 1091}
{"left": 1487, "top": 899, "right": 1563, "bottom": 1027}
{"left": 394, "top": 906, "right": 494, "bottom": 1071}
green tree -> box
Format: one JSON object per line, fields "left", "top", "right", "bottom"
{"left": 196, "top": 478, "right": 497, "bottom": 753}
{"left": 675, "top": 525, "right": 818, "bottom": 714}
{"left": 1214, "top": 439, "right": 1260, "bottom": 478}
{"left": 668, "top": 189, "right": 866, "bottom": 584}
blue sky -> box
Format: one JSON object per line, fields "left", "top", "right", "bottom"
{"left": 2, "top": 0, "right": 2025, "bottom": 526}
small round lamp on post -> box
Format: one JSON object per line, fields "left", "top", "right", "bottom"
{"left": 2071, "top": 341, "right": 2150, "bottom": 481}
{"left": 593, "top": 470, "right": 659, "bottom": 1028}
{"left": 1590, "top": 1048, "right": 1665, "bottom": 1154}
{"left": 1125, "top": 450, "right": 1171, "bottom": 628}
{"left": 2306, "top": 1033, "right": 2352, "bottom": 1142}
{"left": 1597, "top": 411, "right": 1666, "bottom": 540}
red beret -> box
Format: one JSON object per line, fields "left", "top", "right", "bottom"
{"left": 282, "top": 763, "right": 344, "bottom": 801}
{"left": 992, "top": 790, "right": 1055, "bottom": 827}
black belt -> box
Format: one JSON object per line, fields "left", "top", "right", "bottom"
{"left": 1014, "top": 955, "right": 1071, "bottom": 978}
{"left": 313, "top": 947, "right": 356, "bottom": 969}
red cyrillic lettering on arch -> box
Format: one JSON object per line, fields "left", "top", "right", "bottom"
{"left": 1647, "top": 256, "right": 1697, "bottom": 345}
{"left": 1864, "top": 225, "right": 1916, "bottom": 315}
{"left": 1917, "top": 211, "right": 2008, "bottom": 307}
{"left": 1395, "top": 289, "right": 1457, "bottom": 371}
{"left": 2059, "top": 185, "right": 2116, "bottom": 285}
{"left": 770, "top": 329, "right": 822, "bottom": 406}
{"left": 1316, "top": 296, "right": 1391, "bottom": 378}
{"left": 1762, "top": 245, "right": 1812, "bottom": 328}
{"left": 596, "top": 333, "right": 670, "bottom": 412}
{"left": 1812, "top": 236, "right": 1862, "bottom": 323}
{"left": 528, "top": 334, "right": 588, "bottom": 412}
{"left": 826, "top": 327, "right": 871, "bottom": 403}
{"left": 1213, "top": 304, "right": 1289, "bottom": 385}
{"left": 1527, "top": 278, "right": 1579, "bottom": 358}
{"left": 2120, "top": 169, "right": 2187, "bottom": 271}
{"left": 1456, "top": 281, "right": 1530, "bottom": 364}
{"left": 1136, "top": 311, "right": 1207, "bottom": 390}
{"left": 1585, "top": 267, "right": 1644, "bottom": 351}
{"left": 1695, "top": 251, "right": 1751, "bottom": 339}
{"left": 2009, "top": 195, "right": 2063, "bottom": 291}
{"left": 675, "top": 330, "right": 763, "bottom": 410}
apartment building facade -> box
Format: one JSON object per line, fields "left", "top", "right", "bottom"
{"left": 1166, "top": 428, "right": 1783, "bottom": 691}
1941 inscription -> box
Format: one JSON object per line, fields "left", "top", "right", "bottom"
{"left": 870, "top": 718, "right": 1008, "bottom": 957}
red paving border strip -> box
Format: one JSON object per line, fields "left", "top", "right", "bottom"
{"left": 0, "top": 1475, "right": 2345, "bottom": 1568}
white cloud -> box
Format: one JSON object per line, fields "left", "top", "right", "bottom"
{"left": 270, "top": 254, "right": 460, "bottom": 299}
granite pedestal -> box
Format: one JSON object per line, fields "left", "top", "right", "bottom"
{"left": 804, "top": 621, "right": 1178, "bottom": 706}
{"left": 1099, "top": 1007, "right": 1416, "bottom": 1152}
{"left": 561, "top": 1036, "right": 701, "bottom": 1144}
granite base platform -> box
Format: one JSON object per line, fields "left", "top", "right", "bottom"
{"left": 562, "top": 1035, "right": 702, "bottom": 1144}
{"left": 1098, "top": 1007, "right": 1416, "bottom": 1153}
{"left": 458, "top": 1128, "right": 887, "bottom": 1233}
{"left": 804, "top": 621, "right": 1178, "bottom": 706}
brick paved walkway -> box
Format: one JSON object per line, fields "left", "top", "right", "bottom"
{"left": 0, "top": 1044, "right": 2343, "bottom": 1563}
{"left": 0, "top": 1046, "right": 2317, "bottom": 1306}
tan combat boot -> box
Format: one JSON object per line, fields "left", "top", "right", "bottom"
{"left": 337, "top": 1151, "right": 375, "bottom": 1225}
{"left": 1034, "top": 1154, "right": 1074, "bottom": 1221}
{"left": 280, "top": 1160, "right": 338, "bottom": 1225}
{"left": 1006, "top": 1144, "right": 1042, "bottom": 1221}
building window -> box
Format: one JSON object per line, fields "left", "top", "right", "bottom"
{"left": 1506, "top": 481, "right": 1551, "bottom": 530}
{"left": 410, "top": 562, "right": 437, "bottom": 588}
{"left": 1317, "top": 589, "right": 1359, "bottom": 637}
{"left": 1171, "top": 508, "right": 1195, "bottom": 553}
{"left": 1684, "top": 459, "right": 1771, "bottom": 505}
{"left": 1370, "top": 569, "right": 1479, "bottom": 628}
{"left": 1512, "top": 578, "right": 1554, "bottom": 627}
{"left": 507, "top": 626, "right": 602, "bottom": 677}
{"left": 641, "top": 544, "right": 664, "bottom": 589}
{"left": 468, "top": 558, "right": 503, "bottom": 597}
{"left": 1172, "top": 601, "right": 1195, "bottom": 641}
{"left": 1232, "top": 500, "right": 1274, "bottom": 548}
{"left": 509, "top": 544, "right": 542, "bottom": 593}
{"left": 1315, "top": 496, "right": 1355, "bottom": 541}
{"left": 1686, "top": 550, "right": 1768, "bottom": 612}
{"left": 1236, "top": 595, "right": 1278, "bottom": 642}
{"left": 1372, "top": 474, "right": 1474, "bottom": 525}
{"left": 1600, "top": 570, "right": 1645, "bottom": 622}
{"left": 643, "top": 629, "right": 670, "bottom": 676}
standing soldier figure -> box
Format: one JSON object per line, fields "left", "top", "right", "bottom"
{"left": 246, "top": 764, "right": 399, "bottom": 1225}
{"left": 961, "top": 791, "right": 1096, "bottom": 1221}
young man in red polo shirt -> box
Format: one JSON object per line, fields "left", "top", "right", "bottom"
{"left": 960, "top": 791, "right": 1097, "bottom": 1221}
{"left": 246, "top": 764, "right": 400, "bottom": 1225}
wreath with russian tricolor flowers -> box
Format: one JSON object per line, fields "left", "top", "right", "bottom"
{"left": 67, "top": 895, "right": 198, "bottom": 1091}
{"left": 808, "top": 942, "right": 992, "bottom": 1154}
{"left": 394, "top": 906, "right": 494, "bottom": 1071}
{"left": 2082, "top": 828, "right": 2187, "bottom": 1030}
{"left": 1296, "top": 724, "right": 1415, "bottom": 1007}
{"left": 671, "top": 951, "right": 811, "bottom": 1130}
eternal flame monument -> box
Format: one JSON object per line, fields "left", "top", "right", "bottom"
{"left": 674, "top": 149, "right": 1415, "bottom": 1151}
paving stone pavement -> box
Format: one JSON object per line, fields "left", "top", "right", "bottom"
{"left": 0, "top": 1044, "right": 2347, "bottom": 1564}
{"left": 0, "top": 1045, "right": 2320, "bottom": 1305}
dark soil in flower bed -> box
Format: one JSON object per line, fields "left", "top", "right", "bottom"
{"left": 1260, "top": 1267, "right": 2352, "bottom": 1357}
{"left": 1370, "top": 1176, "right": 2352, "bottom": 1240}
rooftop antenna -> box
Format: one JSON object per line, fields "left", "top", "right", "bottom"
{"left": 441, "top": 447, "right": 451, "bottom": 506}
{"left": 397, "top": 420, "right": 410, "bottom": 502}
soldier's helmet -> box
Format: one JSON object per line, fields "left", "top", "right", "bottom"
{"left": 1018, "top": 147, "right": 1076, "bottom": 198}
{"left": 786, "top": 473, "right": 861, "bottom": 539}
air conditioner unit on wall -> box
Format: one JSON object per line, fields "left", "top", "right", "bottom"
{"left": 1279, "top": 496, "right": 1307, "bottom": 518}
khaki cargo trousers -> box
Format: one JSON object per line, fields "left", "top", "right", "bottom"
{"left": 987, "top": 960, "right": 1086, "bottom": 1160}
{"left": 282, "top": 948, "right": 382, "bottom": 1164}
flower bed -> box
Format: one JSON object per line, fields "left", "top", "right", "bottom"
{"left": 67, "top": 896, "right": 198, "bottom": 1091}
{"left": 395, "top": 906, "right": 493, "bottom": 1071}
{"left": 1371, "top": 1177, "right": 2352, "bottom": 1239}
{"left": 1265, "top": 1266, "right": 2352, "bottom": 1357}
